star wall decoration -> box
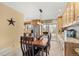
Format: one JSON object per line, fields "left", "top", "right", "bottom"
{"left": 7, "top": 18, "right": 15, "bottom": 26}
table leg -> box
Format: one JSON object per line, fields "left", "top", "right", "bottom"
{"left": 32, "top": 46, "right": 34, "bottom": 56}
{"left": 42, "top": 47, "right": 44, "bottom": 56}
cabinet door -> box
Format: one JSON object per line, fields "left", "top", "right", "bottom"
{"left": 66, "top": 3, "right": 71, "bottom": 24}
{"left": 70, "top": 2, "right": 75, "bottom": 22}
{"left": 75, "top": 3, "right": 79, "bottom": 21}
{"left": 62, "top": 11, "right": 67, "bottom": 26}
{"left": 64, "top": 42, "right": 72, "bottom": 56}
{"left": 62, "top": 2, "right": 75, "bottom": 27}
{"left": 64, "top": 42, "right": 79, "bottom": 56}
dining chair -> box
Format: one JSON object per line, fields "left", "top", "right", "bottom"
{"left": 48, "top": 33, "right": 51, "bottom": 50}
{"left": 20, "top": 36, "right": 28, "bottom": 56}
{"left": 20, "top": 36, "right": 34, "bottom": 56}
{"left": 45, "top": 33, "right": 51, "bottom": 55}
{"left": 39, "top": 33, "right": 51, "bottom": 56}
{"left": 26, "top": 37, "right": 41, "bottom": 56}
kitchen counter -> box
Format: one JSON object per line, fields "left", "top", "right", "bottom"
{"left": 57, "top": 33, "right": 79, "bottom": 44}
{"left": 58, "top": 33, "right": 79, "bottom": 56}
{"left": 65, "top": 37, "right": 79, "bottom": 44}
{"left": 64, "top": 37, "right": 79, "bottom": 56}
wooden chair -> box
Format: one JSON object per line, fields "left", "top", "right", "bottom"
{"left": 24, "top": 37, "right": 41, "bottom": 56}
{"left": 44, "top": 34, "right": 51, "bottom": 56}
{"left": 48, "top": 33, "right": 51, "bottom": 50}
{"left": 26, "top": 37, "right": 34, "bottom": 56}
{"left": 39, "top": 34, "right": 51, "bottom": 56}
{"left": 20, "top": 36, "right": 28, "bottom": 56}
{"left": 20, "top": 36, "right": 34, "bottom": 56}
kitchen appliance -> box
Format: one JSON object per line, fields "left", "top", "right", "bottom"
{"left": 67, "top": 29, "right": 76, "bottom": 38}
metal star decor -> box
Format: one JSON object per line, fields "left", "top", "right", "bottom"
{"left": 7, "top": 18, "right": 15, "bottom": 26}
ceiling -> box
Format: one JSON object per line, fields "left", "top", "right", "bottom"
{"left": 3, "top": 2, "right": 67, "bottom": 20}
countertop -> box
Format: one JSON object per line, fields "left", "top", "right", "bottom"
{"left": 65, "top": 37, "right": 79, "bottom": 44}
{"left": 58, "top": 33, "right": 79, "bottom": 55}
{"left": 58, "top": 33, "right": 79, "bottom": 44}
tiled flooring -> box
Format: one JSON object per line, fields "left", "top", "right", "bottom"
{"left": 49, "top": 33, "right": 64, "bottom": 56}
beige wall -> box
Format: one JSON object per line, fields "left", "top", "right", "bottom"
{"left": 0, "top": 4, "right": 24, "bottom": 55}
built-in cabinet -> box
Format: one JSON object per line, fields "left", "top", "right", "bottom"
{"left": 75, "top": 3, "right": 79, "bottom": 21}
{"left": 64, "top": 42, "right": 79, "bottom": 56}
{"left": 62, "top": 2, "right": 79, "bottom": 28}
{"left": 57, "top": 2, "right": 79, "bottom": 33}
{"left": 57, "top": 2, "right": 79, "bottom": 56}
{"left": 62, "top": 2, "right": 75, "bottom": 27}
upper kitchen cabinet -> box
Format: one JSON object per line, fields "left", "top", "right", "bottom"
{"left": 75, "top": 2, "right": 79, "bottom": 21}
{"left": 70, "top": 2, "right": 75, "bottom": 22}
{"left": 62, "top": 2, "right": 77, "bottom": 28}
{"left": 66, "top": 3, "right": 71, "bottom": 25}
{"left": 62, "top": 10, "right": 67, "bottom": 26}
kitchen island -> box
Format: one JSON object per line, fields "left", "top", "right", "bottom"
{"left": 64, "top": 37, "right": 79, "bottom": 56}
{"left": 58, "top": 33, "right": 79, "bottom": 56}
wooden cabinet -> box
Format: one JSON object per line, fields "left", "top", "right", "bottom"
{"left": 62, "top": 11, "right": 67, "bottom": 26}
{"left": 62, "top": 2, "right": 77, "bottom": 28}
{"left": 70, "top": 2, "right": 75, "bottom": 22}
{"left": 64, "top": 42, "right": 79, "bottom": 56}
{"left": 75, "top": 3, "right": 79, "bottom": 21}
{"left": 66, "top": 3, "right": 70, "bottom": 25}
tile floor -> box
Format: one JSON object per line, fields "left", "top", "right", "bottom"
{"left": 49, "top": 33, "right": 64, "bottom": 56}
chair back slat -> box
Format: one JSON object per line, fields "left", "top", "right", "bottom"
{"left": 20, "top": 36, "right": 34, "bottom": 56}
{"left": 20, "top": 36, "right": 27, "bottom": 56}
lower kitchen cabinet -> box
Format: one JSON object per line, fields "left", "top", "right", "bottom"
{"left": 64, "top": 42, "right": 79, "bottom": 56}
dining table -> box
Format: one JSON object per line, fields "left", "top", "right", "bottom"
{"left": 26, "top": 38, "right": 48, "bottom": 56}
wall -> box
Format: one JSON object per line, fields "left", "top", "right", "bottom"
{"left": 0, "top": 4, "right": 24, "bottom": 55}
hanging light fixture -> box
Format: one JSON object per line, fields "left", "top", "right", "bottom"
{"left": 39, "top": 9, "right": 43, "bottom": 19}
{"left": 39, "top": 9, "right": 43, "bottom": 13}
{"left": 39, "top": 9, "right": 43, "bottom": 35}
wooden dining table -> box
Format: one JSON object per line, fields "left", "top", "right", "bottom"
{"left": 26, "top": 38, "right": 48, "bottom": 56}
{"left": 32, "top": 39, "right": 48, "bottom": 46}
